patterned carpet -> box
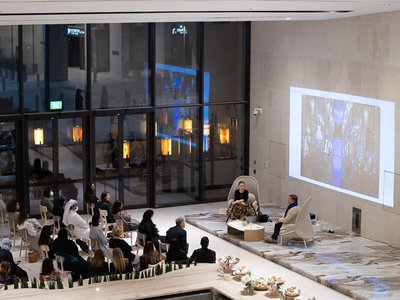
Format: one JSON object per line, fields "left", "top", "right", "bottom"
{"left": 185, "top": 206, "right": 400, "bottom": 300}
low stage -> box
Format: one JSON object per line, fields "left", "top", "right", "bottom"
{"left": 186, "top": 206, "right": 400, "bottom": 300}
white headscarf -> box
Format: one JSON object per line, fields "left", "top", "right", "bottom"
{"left": 63, "top": 199, "right": 78, "bottom": 226}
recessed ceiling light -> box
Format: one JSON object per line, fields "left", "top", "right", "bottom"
{"left": 285, "top": 17, "right": 291, "bottom": 20}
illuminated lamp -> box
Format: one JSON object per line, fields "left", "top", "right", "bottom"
{"left": 219, "top": 128, "right": 230, "bottom": 144}
{"left": 34, "top": 128, "right": 44, "bottom": 145}
{"left": 72, "top": 125, "right": 83, "bottom": 143}
{"left": 183, "top": 119, "right": 192, "bottom": 133}
{"left": 123, "top": 140, "right": 130, "bottom": 159}
{"left": 203, "top": 123, "right": 210, "bottom": 136}
{"left": 161, "top": 138, "right": 172, "bottom": 156}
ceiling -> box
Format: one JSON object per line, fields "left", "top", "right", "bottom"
{"left": 0, "top": 0, "right": 400, "bottom": 24}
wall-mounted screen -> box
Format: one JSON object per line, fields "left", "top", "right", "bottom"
{"left": 289, "top": 87, "right": 395, "bottom": 206}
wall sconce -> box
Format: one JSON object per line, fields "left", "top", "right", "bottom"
{"left": 34, "top": 128, "right": 44, "bottom": 145}
{"left": 219, "top": 128, "right": 230, "bottom": 144}
{"left": 123, "top": 140, "right": 130, "bottom": 160}
{"left": 72, "top": 125, "right": 83, "bottom": 143}
{"left": 155, "top": 122, "right": 158, "bottom": 137}
{"left": 183, "top": 119, "right": 192, "bottom": 133}
{"left": 161, "top": 138, "right": 172, "bottom": 156}
{"left": 203, "top": 123, "right": 210, "bottom": 136}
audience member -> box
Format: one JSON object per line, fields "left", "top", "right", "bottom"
{"left": 38, "top": 225, "right": 54, "bottom": 258}
{"left": 190, "top": 236, "right": 216, "bottom": 263}
{"left": 89, "top": 213, "right": 110, "bottom": 259}
{"left": 99, "top": 191, "right": 115, "bottom": 223}
{"left": 110, "top": 247, "right": 133, "bottom": 274}
{"left": 111, "top": 200, "right": 138, "bottom": 232}
{"left": 0, "top": 238, "right": 28, "bottom": 280}
{"left": 109, "top": 224, "right": 139, "bottom": 268}
{"left": 6, "top": 199, "right": 20, "bottom": 213}
{"left": 88, "top": 249, "right": 109, "bottom": 277}
{"left": 40, "top": 188, "right": 54, "bottom": 218}
{"left": 52, "top": 228, "right": 89, "bottom": 281}
{"left": 0, "top": 261, "right": 17, "bottom": 285}
{"left": 39, "top": 160, "right": 53, "bottom": 179}
{"left": 63, "top": 199, "right": 90, "bottom": 253}
{"left": 84, "top": 182, "right": 99, "bottom": 210}
{"left": 266, "top": 194, "right": 300, "bottom": 244}
{"left": 39, "top": 258, "right": 61, "bottom": 282}
{"left": 16, "top": 209, "right": 42, "bottom": 252}
{"left": 140, "top": 241, "right": 161, "bottom": 271}
{"left": 165, "top": 216, "right": 188, "bottom": 262}
{"left": 138, "top": 209, "right": 165, "bottom": 249}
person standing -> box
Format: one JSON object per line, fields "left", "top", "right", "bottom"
{"left": 266, "top": 194, "right": 300, "bottom": 244}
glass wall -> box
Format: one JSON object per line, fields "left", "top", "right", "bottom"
{"left": 0, "top": 122, "right": 16, "bottom": 202}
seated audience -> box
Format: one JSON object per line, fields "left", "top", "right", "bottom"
{"left": 40, "top": 188, "right": 54, "bottom": 218}
{"left": 0, "top": 238, "right": 28, "bottom": 280}
{"left": 16, "top": 209, "right": 42, "bottom": 252}
{"left": 190, "top": 236, "right": 216, "bottom": 263}
{"left": 0, "top": 261, "right": 17, "bottom": 285}
{"left": 39, "top": 258, "right": 61, "bottom": 282}
{"left": 266, "top": 194, "right": 300, "bottom": 244}
{"left": 0, "top": 191, "right": 6, "bottom": 216}
{"left": 110, "top": 247, "right": 133, "bottom": 274}
{"left": 140, "top": 241, "right": 161, "bottom": 271}
{"left": 38, "top": 225, "right": 54, "bottom": 258}
{"left": 6, "top": 199, "right": 20, "bottom": 213}
{"left": 109, "top": 224, "right": 139, "bottom": 268}
{"left": 89, "top": 214, "right": 110, "bottom": 259}
{"left": 88, "top": 249, "right": 109, "bottom": 277}
{"left": 138, "top": 209, "right": 165, "bottom": 249}
{"left": 63, "top": 199, "right": 90, "bottom": 253}
{"left": 226, "top": 181, "right": 256, "bottom": 221}
{"left": 52, "top": 228, "right": 89, "bottom": 281}
{"left": 111, "top": 200, "right": 138, "bottom": 232}
{"left": 165, "top": 216, "right": 188, "bottom": 260}
{"left": 99, "top": 191, "right": 116, "bottom": 224}
{"left": 84, "top": 181, "right": 99, "bottom": 210}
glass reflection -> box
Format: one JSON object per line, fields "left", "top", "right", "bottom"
{"left": 0, "top": 122, "right": 16, "bottom": 189}
{"left": 95, "top": 116, "right": 119, "bottom": 177}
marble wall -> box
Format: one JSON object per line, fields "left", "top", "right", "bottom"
{"left": 250, "top": 11, "right": 400, "bottom": 247}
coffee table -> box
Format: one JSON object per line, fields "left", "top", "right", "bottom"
{"left": 227, "top": 220, "right": 265, "bottom": 242}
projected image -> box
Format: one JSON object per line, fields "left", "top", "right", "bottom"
{"left": 290, "top": 87, "right": 395, "bottom": 205}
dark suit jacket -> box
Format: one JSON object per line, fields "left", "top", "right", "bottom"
{"left": 165, "top": 225, "right": 188, "bottom": 254}
{"left": 190, "top": 248, "right": 216, "bottom": 263}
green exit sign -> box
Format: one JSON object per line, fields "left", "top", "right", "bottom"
{"left": 50, "top": 100, "right": 63, "bottom": 111}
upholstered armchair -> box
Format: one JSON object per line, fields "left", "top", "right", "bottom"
{"left": 227, "top": 176, "right": 260, "bottom": 217}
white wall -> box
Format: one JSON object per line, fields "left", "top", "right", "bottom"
{"left": 251, "top": 11, "right": 400, "bottom": 247}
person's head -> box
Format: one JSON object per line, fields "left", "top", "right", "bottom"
{"left": 238, "top": 181, "right": 245, "bottom": 191}
{"left": 175, "top": 216, "right": 185, "bottom": 228}
{"left": 112, "top": 224, "right": 123, "bottom": 238}
{"left": 112, "top": 201, "right": 123, "bottom": 215}
{"left": 0, "top": 238, "right": 12, "bottom": 251}
{"left": 101, "top": 191, "right": 111, "bottom": 202}
{"left": 91, "top": 249, "right": 105, "bottom": 267}
{"left": 85, "top": 182, "right": 95, "bottom": 195}
{"left": 38, "top": 225, "right": 53, "bottom": 246}
{"left": 43, "top": 188, "right": 52, "bottom": 198}
{"left": 112, "top": 247, "right": 126, "bottom": 273}
{"left": 42, "top": 160, "right": 49, "bottom": 171}
{"left": 6, "top": 199, "right": 19, "bottom": 212}
{"left": 0, "top": 261, "right": 11, "bottom": 276}
{"left": 288, "top": 194, "right": 298, "bottom": 204}
{"left": 200, "top": 236, "right": 209, "bottom": 250}
{"left": 91, "top": 213, "right": 100, "bottom": 227}
{"left": 41, "top": 258, "right": 55, "bottom": 275}
{"left": 142, "top": 209, "right": 154, "bottom": 221}
{"left": 57, "top": 228, "right": 68, "bottom": 240}
{"left": 17, "top": 208, "right": 29, "bottom": 225}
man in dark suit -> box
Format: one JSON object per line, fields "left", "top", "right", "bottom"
{"left": 190, "top": 236, "right": 216, "bottom": 263}
{"left": 165, "top": 216, "right": 188, "bottom": 261}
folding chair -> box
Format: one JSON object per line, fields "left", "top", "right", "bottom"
{"left": 158, "top": 241, "right": 170, "bottom": 260}
{"left": 135, "top": 232, "right": 146, "bottom": 254}
{"left": 18, "top": 228, "right": 29, "bottom": 261}
{"left": 7, "top": 212, "right": 19, "bottom": 247}
{"left": 39, "top": 204, "right": 52, "bottom": 226}
{"left": 99, "top": 209, "right": 115, "bottom": 237}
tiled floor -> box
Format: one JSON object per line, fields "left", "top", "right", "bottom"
{"left": 6, "top": 202, "right": 351, "bottom": 299}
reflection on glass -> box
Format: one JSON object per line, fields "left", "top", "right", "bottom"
{"left": 123, "top": 177, "right": 147, "bottom": 206}
{"left": 0, "top": 122, "right": 16, "bottom": 187}
{"left": 49, "top": 24, "right": 86, "bottom": 112}
{"left": 29, "top": 184, "right": 52, "bottom": 215}
{"left": 156, "top": 23, "right": 198, "bottom": 105}
{"left": 91, "top": 23, "right": 149, "bottom": 109}
{"left": 95, "top": 116, "right": 119, "bottom": 177}
{"left": 0, "top": 25, "right": 19, "bottom": 113}
{"left": 59, "top": 118, "right": 83, "bottom": 180}
{"left": 23, "top": 25, "right": 45, "bottom": 112}
{"left": 59, "top": 181, "right": 82, "bottom": 206}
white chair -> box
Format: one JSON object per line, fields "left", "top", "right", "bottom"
{"left": 7, "top": 212, "right": 19, "bottom": 247}
{"left": 39, "top": 204, "right": 52, "bottom": 226}
{"left": 53, "top": 215, "right": 61, "bottom": 239}
{"left": 99, "top": 209, "right": 115, "bottom": 237}
{"left": 40, "top": 244, "right": 49, "bottom": 259}
{"left": 54, "top": 254, "right": 72, "bottom": 278}
{"left": 227, "top": 176, "right": 260, "bottom": 216}
{"left": 18, "top": 228, "right": 29, "bottom": 261}
{"left": 158, "top": 241, "right": 170, "bottom": 260}
{"left": 116, "top": 218, "right": 135, "bottom": 246}
{"left": 135, "top": 232, "right": 146, "bottom": 254}
{"left": 86, "top": 203, "right": 95, "bottom": 222}
{"left": 279, "top": 196, "right": 315, "bottom": 248}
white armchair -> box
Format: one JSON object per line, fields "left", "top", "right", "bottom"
{"left": 227, "top": 176, "right": 260, "bottom": 216}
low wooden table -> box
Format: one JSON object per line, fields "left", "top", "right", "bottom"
{"left": 227, "top": 220, "right": 265, "bottom": 241}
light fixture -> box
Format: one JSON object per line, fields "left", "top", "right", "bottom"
{"left": 183, "top": 119, "right": 192, "bottom": 133}
{"left": 161, "top": 138, "right": 172, "bottom": 156}
{"left": 219, "top": 128, "right": 230, "bottom": 144}
{"left": 34, "top": 128, "right": 44, "bottom": 145}
{"left": 72, "top": 125, "right": 83, "bottom": 143}
{"left": 123, "top": 140, "right": 130, "bottom": 159}
{"left": 155, "top": 122, "right": 158, "bottom": 136}
{"left": 252, "top": 107, "right": 263, "bottom": 116}
{"left": 203, "top": 123, "right": 210, "bottom": 136}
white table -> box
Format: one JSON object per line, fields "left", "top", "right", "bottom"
{"left": 227, "top": 220, "right": 265, "bottom": 241}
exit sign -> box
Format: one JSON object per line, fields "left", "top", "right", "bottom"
{"left": 50, "top": 100, "right": 63, "bottom": 111}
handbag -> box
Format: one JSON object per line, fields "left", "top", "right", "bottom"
{"left": 28, "top": 250, "right": 39, "bottom": 263}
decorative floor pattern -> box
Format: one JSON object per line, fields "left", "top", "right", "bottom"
{"left": 185, "top": 207, "right": 400, "bottom": 300}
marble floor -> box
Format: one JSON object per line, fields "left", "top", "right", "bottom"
{"left": 185, "top": 203, "right": 400, "bottom": 300}
{"left": 5, "top": 202, "right": 351, "bottom": 300}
